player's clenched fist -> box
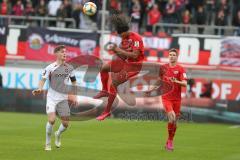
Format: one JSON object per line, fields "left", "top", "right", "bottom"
{"left": 32, "top": 89, "right": 43, "bottom": 96}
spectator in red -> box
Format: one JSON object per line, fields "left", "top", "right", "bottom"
{"left": 182, "top": 9, "right": 191, "bottom": 33}
{"left": 147, "top": 4, "right": 161, "bottom": 32}
{"left": 0, "top": 0, "right": 11, "bottom": 25}
{"left": 0, "top": 0, "right": 11, "bottom": 15}
{"left": 12, "top": 0, "right": 24, "bottom": 16}
{"left": 12, "top": 0, "right": 24, "bottom": 25}
{"left": 109, "top": 0, "right": 121, "bottom": 13}
{"left": 25, "top": 1, "right": 35, "bottom": 16}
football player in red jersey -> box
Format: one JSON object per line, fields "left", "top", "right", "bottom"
{"left": 94, "top": 14, "right": 145, "bottom": 121}
{"left": 147, "top": 48, "right": 187, "bottom": 151}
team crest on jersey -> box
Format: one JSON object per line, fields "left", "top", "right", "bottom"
{"left": 174, "top": 71, "right": 179, "bottom": 74}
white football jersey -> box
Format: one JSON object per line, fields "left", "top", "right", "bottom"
{"left": 42, "top": 62, "right": 75, "bottom": 100}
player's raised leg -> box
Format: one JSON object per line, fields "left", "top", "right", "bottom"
{"left": 96, "top": 83, "right": 118, "bottom": 121}
{"left": 93, "top": 63, "right": 111, "bottom": 99}
{"left": 45, "top": 112, "right": 56, "bottom": 151}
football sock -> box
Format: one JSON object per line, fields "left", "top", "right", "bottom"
{"left": 167, "top": 122, "right": 176, "bottom": 141}
{"left": 46, "top": 122, "right": 53, "bottom": 145}
{"left": 104, "top": 85, "right": 117, "bottom": 113}
{"left": 56, "top": 123, "right": 67, "bottom": 136}
{"left": 100, "top": 72, "right": 109, "bottom": 91}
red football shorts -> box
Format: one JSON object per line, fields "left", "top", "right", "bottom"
{"left": 162, "top": 99, "right": 181, "bottom": 117}
{"left": 108, "top": 57, "right": 142, "bottom": 84}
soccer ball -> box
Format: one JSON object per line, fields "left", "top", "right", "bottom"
{"left": 83, "top": 2, "right": 97, "bottom": 16}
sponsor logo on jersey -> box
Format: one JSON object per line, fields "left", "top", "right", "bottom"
{"left": 134, "top": 41, "right": 139, "bottom": 47}
{"left": 174, "top": 70, "right": 179, "bottom": 74}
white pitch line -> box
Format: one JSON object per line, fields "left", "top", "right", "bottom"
{"left": 229, "top": 125, "right": 240, "bottom": 129}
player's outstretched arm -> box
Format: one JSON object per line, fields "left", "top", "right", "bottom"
{"left": 170, "top": 78, "right": 187, "bottom": 87}
{"left": 32, "top": 78, "right": 46, "bottom": 96}
{"left": 145, "top": 78, "right": 162, "bottom": 96}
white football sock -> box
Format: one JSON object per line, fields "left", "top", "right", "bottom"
{"left": 56, "top": 124, "right": 67, "bottom": 136}
{"left": 46, "top": 122, "right": 53, "bottom": 145}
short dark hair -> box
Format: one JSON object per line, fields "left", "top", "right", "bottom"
{"left": 111, "top": 13, "right": 129, "bottom": 34}
{"left": 54, "top": 45, "right": 65, "bottom": 53}
{"left": 168, "top": 48, "right": 178, "bottom": 55}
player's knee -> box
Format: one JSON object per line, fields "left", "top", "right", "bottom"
{"left": 101, "top": 64, "right": 110, "bottom": 72}
{"left": 167, "top": 112, "right": 176, "bottom": 123}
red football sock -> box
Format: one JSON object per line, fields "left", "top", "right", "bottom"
{"left": 103, "top": 85, "right": 117, "bottom": 113}
{"left": 100, "top": 72, "right": 109, "bottom": 91}
{"left": 172, "top": 123, "right": 177, "bottom": 140}
{"left": 167, "top": 122, "right": 176, "bottom": 141}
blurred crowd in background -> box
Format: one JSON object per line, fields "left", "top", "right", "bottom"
{"left": 1, "top": 0, "right": 240, "bottom": 35}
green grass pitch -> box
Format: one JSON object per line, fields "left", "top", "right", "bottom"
{"left": 0, "top": 112, "right": 239, "bottom": 160}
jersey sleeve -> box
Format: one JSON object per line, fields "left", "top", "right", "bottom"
{"left": 69, "top": 65, "right": 76, "bottom": 82}
{"left": 41, "top": 66, "right": 51, "bottom": 80}
{"left": 180, "top": 67, "right": 187, "bottom": 81}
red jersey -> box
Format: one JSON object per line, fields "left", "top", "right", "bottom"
{"left": 161, "top": 64, "right": 187, "bottom": 101}
{"left": 120, "top": 32, "right": 144, "bottom": 62}
{"left": 1, "top": 2, "right": 8, "bottom": 15}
